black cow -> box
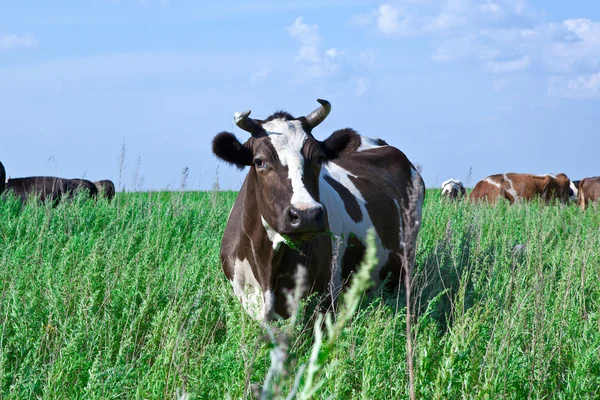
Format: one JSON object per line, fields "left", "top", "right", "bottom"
{"left": 94, "top": 180, "right": 116, "bottom": 200}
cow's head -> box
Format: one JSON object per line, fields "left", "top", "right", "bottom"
{"left": 441, "top": 178, "right": 465, "bottom": 199}
{"left": 568, "top": 180, "right": 580, "bottom": 202}
{"left": 213, "top": 99, "right": 352, "bottom": 241}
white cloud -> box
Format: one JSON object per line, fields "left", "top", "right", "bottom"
{"left": 250, "top": 66, "right": 272, "bottom": 84}
{"left": 286, "top": 17, "right": 321, "bottom": 63}
{"left": 350, "top": 0, "right": 600, "bottom": 101}
{"left": 285, "top": 17, "right": 375, "bottom": 95}
{"left": 486, "top": 55, "right": 531, "bottom": 74}
{"left": 377, "top": 4, "right": 403, "bottom": 34}
{"left": 0, "top": 33, "right": 39, "bottom": 51}
{"left": 548, "top": 72, "right": 600, "bottom": 99}
{"left": 547, "top": 19, "right": 600, "bottom": 72}
{"left": 347, "top": 11, "right": 375, "bottom": 28}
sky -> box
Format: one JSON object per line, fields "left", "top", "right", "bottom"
{"left": 1, "top": 0, "right": 599, "bottom": 190}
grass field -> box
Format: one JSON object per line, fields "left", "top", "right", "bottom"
{"left": 1, "top": 189, "right": 599, "bottom": 399}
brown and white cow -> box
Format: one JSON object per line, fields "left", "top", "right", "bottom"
{"left": 470, "top": 173, "right": 571, "bottom": 204}
{"left": 212, "top": 99, "right": 425, "bottom": 321}
{"left": 577, "top": 177, "right": 600, "bottom": 210}
{"left": 441, "top": 178, "right": 466, "bottom": 200}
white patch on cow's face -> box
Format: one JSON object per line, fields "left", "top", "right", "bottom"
{"left": 357, "top": 136, "right": 386, "bottom": 152}
{"left": 231, "top": 258, "right": 264, "bottom": 321}
{"left": 503, "top": 173, "right": 518, "bottom": 200}
{"left": 261, "top": 118, "right": 321, "bottom": 211}
{"left": 262, "top": 215, "right": 285, "bottom": 250}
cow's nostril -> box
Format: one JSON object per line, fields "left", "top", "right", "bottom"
{"left": 288, "top": 208, "right": 301, "bottom": 225}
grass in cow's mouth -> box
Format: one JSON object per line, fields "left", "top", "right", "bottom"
{"left": 1, "top": 189, "right": 599, "bottom": 398}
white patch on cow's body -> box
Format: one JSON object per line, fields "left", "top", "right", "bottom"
{"left": 357, "top": 136, "right": 386, "bottom": 152}
{"left": 411, "top": 167, "right": 424, "bottom": 229}
{"left": 503, "top": 173, "right": 518, "bottom": 200}
{"left": 231, "top": 258, "right": 264, "bottom": 321}
{"left": 441, "top": 178, "right": 464, "bottom": 197}
{"left": 322, "top": 161, "right": 366, "bottom": 202}
{"left": 261, "top": 216, "right": 285, "bottom": 250}
{"left": 394, "top": 198, "right": 404, "bottom": 249}
{"left": 484, "top": 177, "right": 502, "bottom": 189}
{"left": 263, "top": 289, "right": 274, "bottom": 320}
{"left": 319, "top": 161, "right": 392, "bottom": 293}
{"left": 262, "top": 118, "right": 321, "bottom": 211}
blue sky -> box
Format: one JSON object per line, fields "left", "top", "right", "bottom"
{"left": 1, "top": 0, "right": 599, "bottom": 190}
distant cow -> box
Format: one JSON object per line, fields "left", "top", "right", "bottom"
{"left": 94, "top": 180, "right": 116, "bottom": 200}
{"left": 577, "top": 177, "right": 600, "bottom": 210}
{"left": 470, "top": 173, "right": 571, "bottom": 204}
{"left": 569, "top": 180, "right": 580, "bottom": 202}
{"left": 441, "top": 178, "right": 466, "bottom": 200}
{"left": 4, "top": 176, "right": 97, "bottom": 204}
{"left": 0, "top": 161, "right": 5, "bottom": 195}
{"left": 212, "top": 99, "right": 425, "bottom": 321}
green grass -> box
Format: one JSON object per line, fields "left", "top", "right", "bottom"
{"left": 1, "top": 189, "right": 599, "bottom": 399}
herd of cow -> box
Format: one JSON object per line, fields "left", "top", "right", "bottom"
{"left": 441, "top": 173, "right": 600, "bottom": 210}
{"left": 3, "top": 99, "right": 597, "bottom": 323}
{"left": 210, "top": 99, "right": 600, "bottom": 321}
{"left": 0, "top": 161, "right": 115, "bottom": 204}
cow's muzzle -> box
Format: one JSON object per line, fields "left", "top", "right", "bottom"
{"left": 283, "top": 205, "right": 326, "bottom": 236}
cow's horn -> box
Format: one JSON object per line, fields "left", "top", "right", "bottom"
{"left": 305, "top": 99, "right": 331, "bottom": 129}
{"left": 234, "top": 110, "right": 264, "bottom": 137}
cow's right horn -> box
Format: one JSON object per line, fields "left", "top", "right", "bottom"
{"left": 234, "top": 111, "right": 265, "bottom": 137}
{"left": 305, "top": 99, "right": 331, "bottom": 129}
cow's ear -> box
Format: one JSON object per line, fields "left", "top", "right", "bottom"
{"left": 322, "top": 128, "right": 361, "bottom": 160}
{"left": 212, "top": 132, "right": 253, "bottom": 169}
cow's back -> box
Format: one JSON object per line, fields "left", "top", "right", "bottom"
{"left": 470, "top": 174, "right": 503, "bottom": 203}
{"left": 66, "top": 179, "right": 98, "bottom": 199}
{"left": 6, "top": 176, "right": 67, "bottom": 203}
{"left": 94, "top": 180, "right": 116, "bottom": 200}
{"left": 578, "top": 177, "right": 600, "bottom": 210}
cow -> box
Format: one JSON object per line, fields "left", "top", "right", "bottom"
{"left": 569, "top": 180, "right": 580, "bottom": 202}
{"left": 3, "top": 176, "right": 97, "bottom": 204}
{"left": 577, "top": 177, "right": 600, "bottom": 210}
{"left": 94, "top": 180, "right": 116, "bottom": 200}
{"left": 0, "top": 161, "right": 5, "bottom": 195}
{"left": 441, "top": 178, "right": 466, "bottom": 200}
{"left": 470, "top": 173, "right": 571, "bottom": 204}
{"left": 212, "top": 99, "right": 425, "bottom": 321}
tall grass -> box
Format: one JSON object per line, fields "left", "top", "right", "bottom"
{"left": 1, "top": 189, "right": 599, "bottom": 398}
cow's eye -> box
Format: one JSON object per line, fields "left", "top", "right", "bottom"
{"left": 254, "top": 158, "right": 267, "bottom": 169}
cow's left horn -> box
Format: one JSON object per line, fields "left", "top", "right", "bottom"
{"left": 234, "top": 110, "right": 264, "bottom": 137}
{"left": 305, "top": 99, "right": 331, "bottom": 129}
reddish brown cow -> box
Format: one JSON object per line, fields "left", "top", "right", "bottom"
{"left": 577, "top": 177, "right": 600, "bottom": 210}
{"left": 470, "top": 173, "right": 571, "bottom": 204}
